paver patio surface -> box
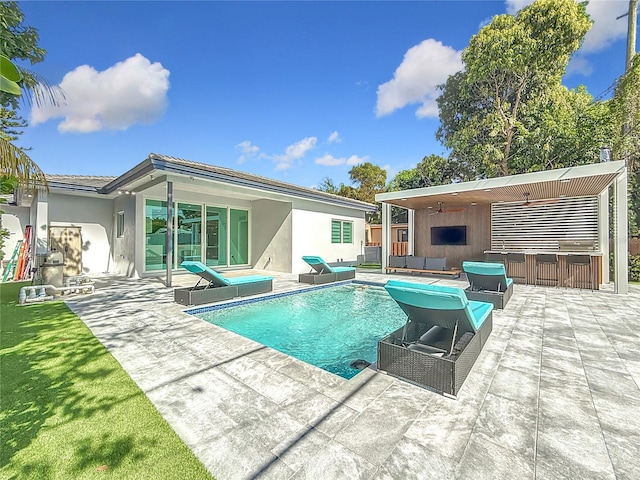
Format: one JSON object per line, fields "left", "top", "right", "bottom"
{"left": 64, "top": 271, "right": 640, "bottom": 480}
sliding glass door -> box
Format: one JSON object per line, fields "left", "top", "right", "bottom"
{"left": 176, "top": 203, "right": 202, "bottom": 266}
{"left": 229, "top": 208, "right": 249, "bottom": 266}
{"left": 144, "top": 199, "right": 248, "bottom": 271}
{"left": 205, "top": 206, "right": 227, "bottom": 266}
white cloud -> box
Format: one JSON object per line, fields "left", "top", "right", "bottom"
{"left": 314, "top": 154, "right": 368, "bottom": 167}
{"left": 580, "top": 0, "right": 628, "bottom": 54}
{"left": 273, "top": 137, "right": 317, "bottom": 170}
{"left": 32, "top": 53, "right": 170, "bottom": 133}
{"left": 566, "top": 55, "right": 594, "bottom": 76}
{"left": 505, "top": 0, "right": 533, "bottom": 14}
{"left": 376, "top": 39, "right": 463, "bottom": 118}
{"left": 315, "top": 154, "right": 344, "bottom": 166}
{"left": 327, "top": 131, "right": 342, "bottom": 144}
{"left": 236, "top": 140, "right": 260, "bottom": 164}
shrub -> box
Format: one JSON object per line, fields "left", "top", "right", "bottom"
{"left": 630, "top": 254, "right": 640, "bottom": 282}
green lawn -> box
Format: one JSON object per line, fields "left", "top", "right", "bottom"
{"left": 0, "top": 282, "right": 212, "bottom": 479}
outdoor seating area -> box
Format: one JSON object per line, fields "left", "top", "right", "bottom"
{"left": 378, "top": 280, "right": 493, "bottom": 396}
{"left": 174, "top": 261, "right": 273, "bottom": 306}
{"left": 385, "top": 255, "right": 462, "bottom": 278}
{"left": 462, "top": 260, "right": 514, "bottom": 309}
{"left": 298, "top": 255, "right": 356, "bottom": 284}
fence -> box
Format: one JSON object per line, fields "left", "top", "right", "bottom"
{"left": 363, "top": 242, "right": 410, "bottom": 263}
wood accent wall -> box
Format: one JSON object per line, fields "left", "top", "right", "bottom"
{"left": 414, "top": 204, "right": 491, "bottom": 269}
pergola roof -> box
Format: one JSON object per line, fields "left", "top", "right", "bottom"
{"left": 376, "top": 161, "right": 627, "bottom": 210}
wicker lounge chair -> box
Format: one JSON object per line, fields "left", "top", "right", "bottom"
{"left": 378, "top": 280, "right": 493, "bottom": 396}
{"left": 298, "top": 255, "right": 356, "bottom": 284}
{"left": 174, "top": 261, "right": 273, "bottom": 306}
{"left": 462, "top": 261, "right": 514, "bottom": 309}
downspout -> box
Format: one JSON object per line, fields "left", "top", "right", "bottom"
{"left": 166, "top": 180, "right": 173, "bottom": 287}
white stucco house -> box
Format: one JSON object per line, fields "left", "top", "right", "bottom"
{"left": 1, "top": 153, "right": 375, "bottom": 282}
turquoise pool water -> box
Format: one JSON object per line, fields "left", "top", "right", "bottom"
{"left": 194, "top": 283, "right": 407, "bottom": 379}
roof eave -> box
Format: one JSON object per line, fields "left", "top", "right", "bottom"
{"left": 102, "top": 154, "right": 375, "bottom": 212}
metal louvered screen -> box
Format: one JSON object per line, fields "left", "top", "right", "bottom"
{"left": 491, "top": 196, "right": 599, "bottom": 251}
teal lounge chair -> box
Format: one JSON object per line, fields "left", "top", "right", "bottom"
{"left": 462, "top": 261, "right": 513, "bottom": 309}
{"left": 378, "top": 280, "right": 493, "bottom": 396}
{"left": 299, "top": 255, "right": 356, "bottom": 284}
{"left": 175, "top": 261, "right": 273, "bottom": 306}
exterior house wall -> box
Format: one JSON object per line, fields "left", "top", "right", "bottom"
{"left": 0, "top": 204, "right": 30, "bottom": 264}
{"left": 250, "top": 199, "right": 292, "bottom": 272}
{"left": 113, "top": 195, "right": 136, "bottom": 276}
{"left": 291, "top": 199, "right": 366, "bottom": 273}
{"left": 48, "top": 193, "right": 114, "bottom": 274}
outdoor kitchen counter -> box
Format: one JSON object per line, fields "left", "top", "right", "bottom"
{"left": 483, "top": 251, "right": 602, "bottom": 289}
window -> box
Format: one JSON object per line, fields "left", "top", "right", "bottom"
{"left": 116, "top": 211, "right": 125, "bottom": 238}
{"left": 331, "top": 220, "right": 353, "bottom": 244}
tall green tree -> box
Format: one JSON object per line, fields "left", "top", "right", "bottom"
{"left": 347, "top": 162, "right": 387, "bottom": 204}
{"left": 610, "top": 54, "right": 640, "bottom": 235}
{"left": 437, "top": 0, "right": 592, "bottom": 177}
{"left": 316, "top": 163, "right": 387, "bottom": 223}
{"left": 387, "top": 154, "right": 461, "bottom": 223}
{"left": 0, "top": 2, "right": 60, "bottom": 189}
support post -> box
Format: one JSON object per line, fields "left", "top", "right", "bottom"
{"left": 166, "top": 180, "right": 173, "bottom": 287}
{"left": 613, "top": 168, "right": 628, "bottom": 294}
{"left": 626, "top": 0, "right": 638, "bottom": 70}
{"left": 381, "top": 203, "right": 391, "bottom": 271}
{"left": 598, "top": 189, "right": 610, "bottom": 284}
{"left": 407, "top": 208, "right": 415, "bottom": 256}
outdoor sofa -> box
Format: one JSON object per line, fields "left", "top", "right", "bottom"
{"left": 174, "top": 261, "right": 273, "bottom": 306}
{"left": 298, "top": 255, "right": 356, "bottom": 284}
{"left": 385, "top": 255, "right": 461, "bottom": 278}
{"left": 462, "top": 261, "right": 514, "bottom": 309}
{"left": 378, "top": 280, "right": 493, "bottom": 396}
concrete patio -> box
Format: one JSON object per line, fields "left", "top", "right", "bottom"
{"left": 64, "top": 270, "right": 640, "bottom": 480}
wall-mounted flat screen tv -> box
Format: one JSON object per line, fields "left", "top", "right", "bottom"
{"left": 431, "top": 225, "right": 467, "bottom": 245}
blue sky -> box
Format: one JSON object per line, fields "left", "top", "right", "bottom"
{"left": 17, "top": 0, "right": 634, "bottom": 189}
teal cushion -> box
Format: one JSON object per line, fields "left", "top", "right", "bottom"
{"left": 227, "top": 275, "right": 273, "bottom": 285}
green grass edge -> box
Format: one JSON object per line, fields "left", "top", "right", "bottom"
{"left": 0, "top": 282, "right": 213, "bottom": 479}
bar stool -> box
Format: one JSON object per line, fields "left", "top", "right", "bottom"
{"left": 485, "top": 252, "right": 504, "bottom": 264}
{"left": 505, "top": 253, "right": 526, "bottom": 283}
{"left": 535, "top": 254, "right": 558, "bottom": 287}
{"left": 566, "top": 255, "right": 592, "bottom": 289}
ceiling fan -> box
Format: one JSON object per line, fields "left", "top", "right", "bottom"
{"left": 521, "top": 192, "right": 558, "bottom": 207}
{"left": 429, "top": 201, "right": 466, "bottom": 215}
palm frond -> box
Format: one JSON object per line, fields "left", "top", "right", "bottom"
{"left": 0, "top": 137, "right": 48, "bottom": 189}
{"left": 17, "top": 66, "right": 66, "bottom": 109}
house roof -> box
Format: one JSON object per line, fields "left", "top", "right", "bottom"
{"left": 99, "top": 153, "right": 376, "bottom": 211}
{"left": 46, "top": 174, "right": 117, "bottom": 190}
{"left": 35, "top": 155, "right": 375, "bottom": 211}
{"left": 376, "top": 160, "right": 627, "bottom": 210}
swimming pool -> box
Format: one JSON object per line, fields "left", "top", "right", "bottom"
{"left": 192, "top": 283, "right": 407, "bottom": 379}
